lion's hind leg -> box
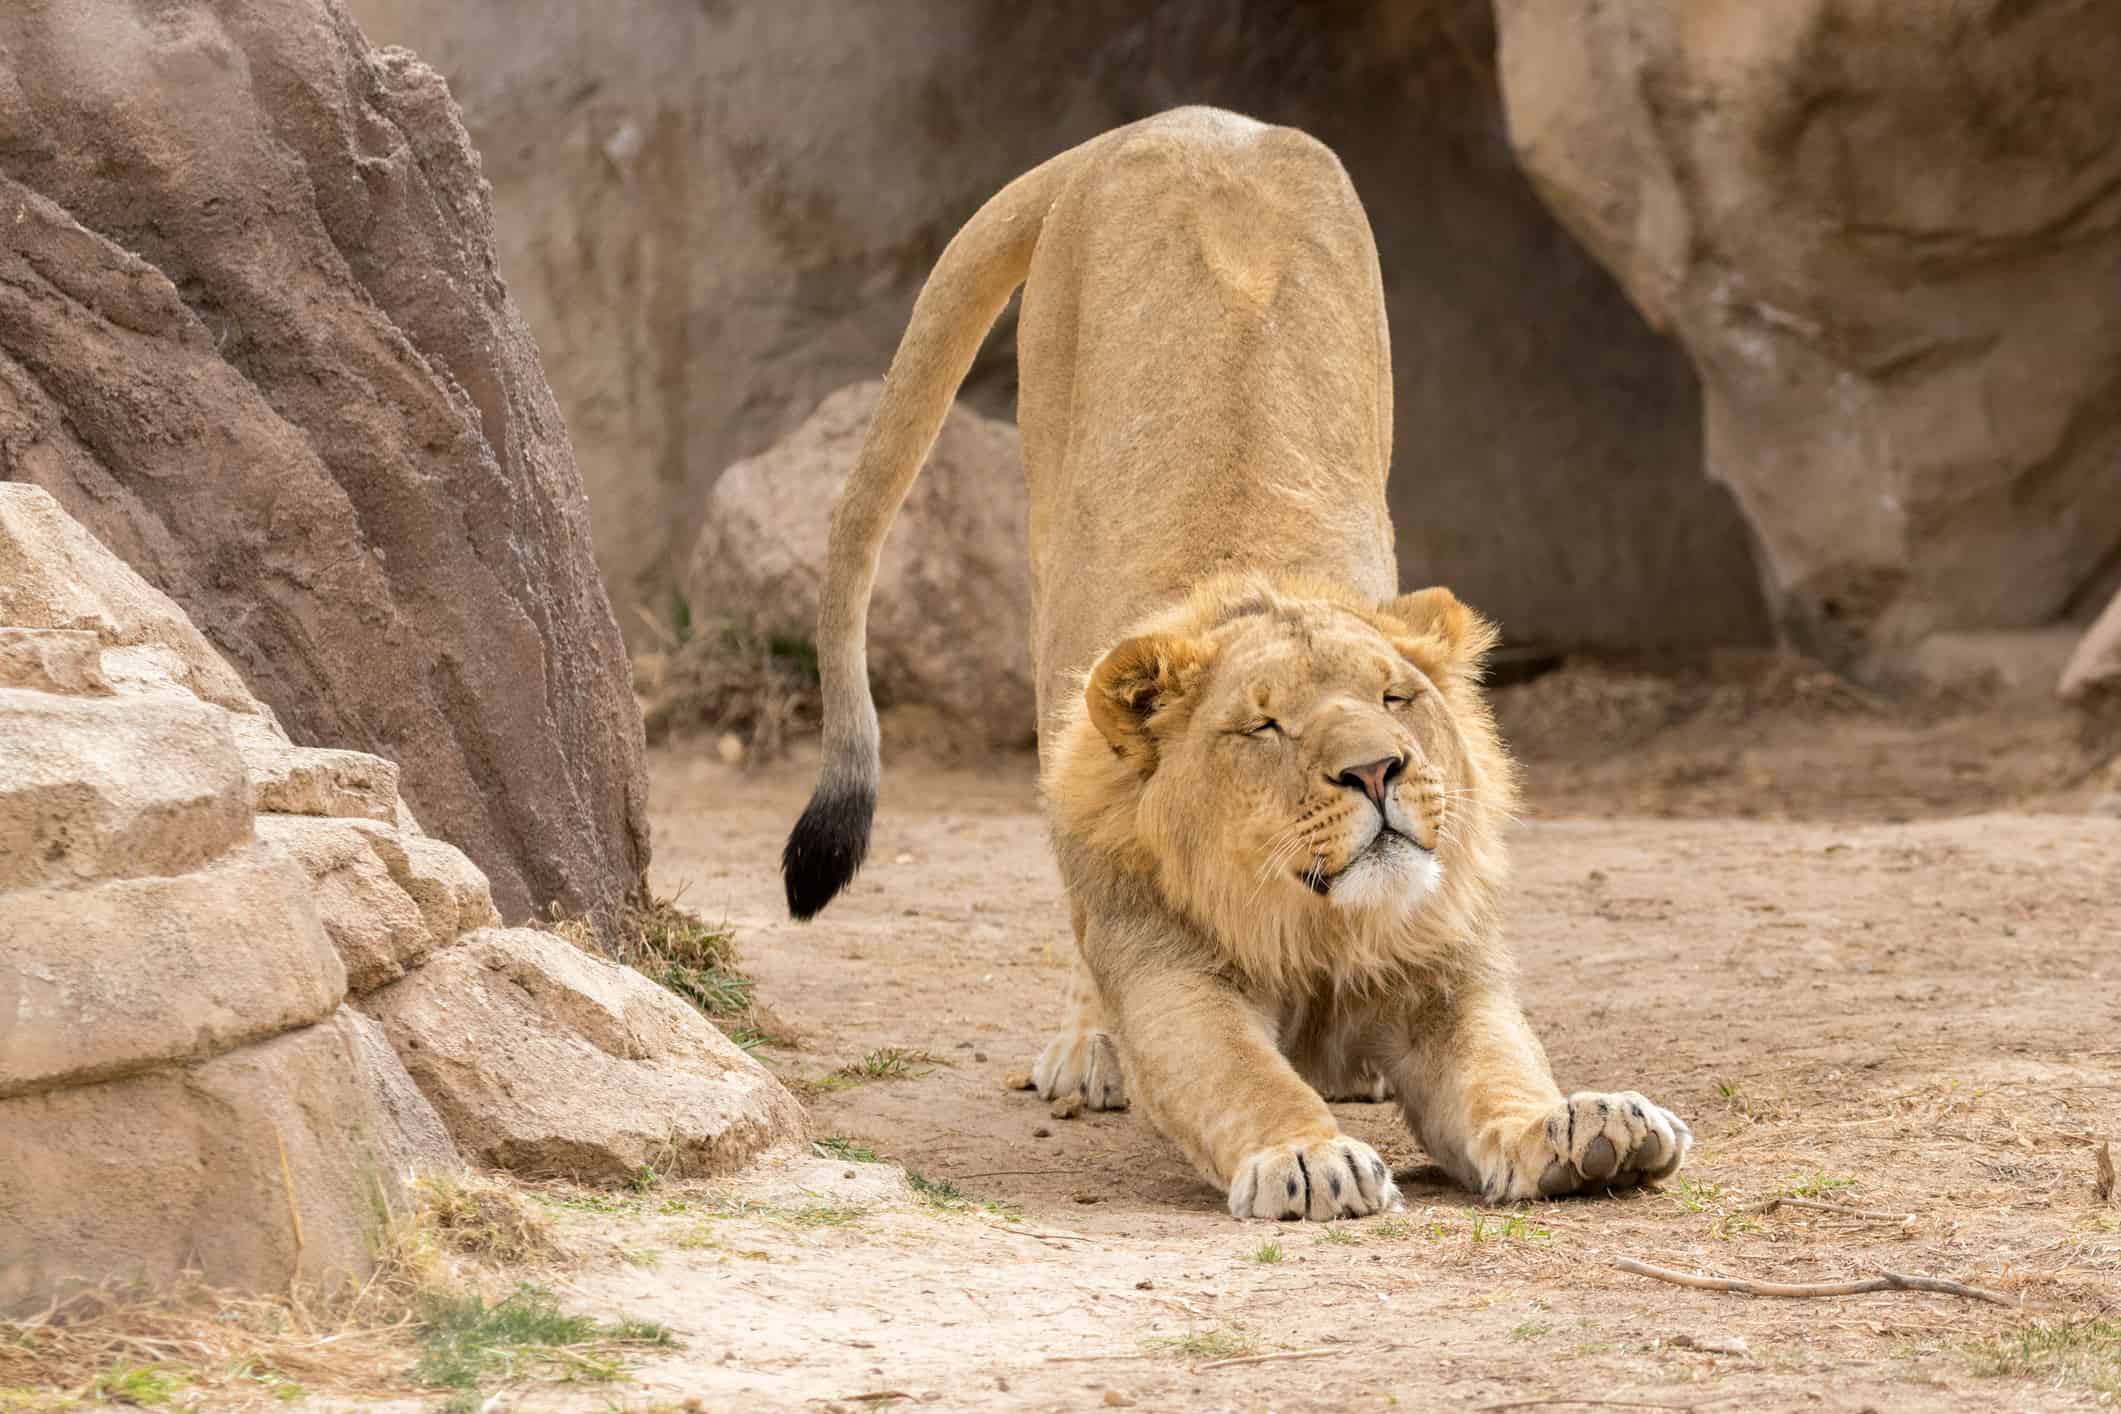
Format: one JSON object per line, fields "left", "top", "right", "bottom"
{"left": 1032, "top": 951, "right": 1128, "bottom": 1111}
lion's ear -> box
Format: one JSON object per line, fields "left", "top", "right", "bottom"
{"left": 1381, "top": 586, "right": 1500, "bottom": 686}
{"left": 1085, "top": 633, "right": 1214, "bottom": 773}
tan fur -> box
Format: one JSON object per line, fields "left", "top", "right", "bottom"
{"left": 794, "top": 107, "right": 1691, "bottom": 1217}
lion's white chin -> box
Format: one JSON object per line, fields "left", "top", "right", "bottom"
{"left": 1327, "top": 834, "right": 1442, "bottom": 915}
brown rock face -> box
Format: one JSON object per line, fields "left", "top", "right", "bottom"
{"left": 365, "top": 928, "right": 806, "bottom": 1184}
{"left": 1496, "top": 0, "right": 2121, "bottom": 684}
{"left": 0, "top": 0, "right": 647, "bottom": 932}
{"left": 347, "top": 0, "right": 1768, "bottom": 656}
{"left": 688, "top": 382, "right": 1035, "bottom": 748}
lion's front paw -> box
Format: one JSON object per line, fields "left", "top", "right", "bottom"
{"left": 1228, "top": 1137, "right": 1401, "bottom": 1221}
{"left": 1031, "top": 1028, "right": 1127, "bottom": 1110}
{"left": 1500, "top": 1090, "right": 1691, "bottom": 1201}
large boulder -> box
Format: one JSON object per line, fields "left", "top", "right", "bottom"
{"left": 366, "top": 927, "right": 807, "bottom": 1184}
{"left": 687, "top": 381, "right": 1035, "bottom": 748}
{"left": 0, "top": 1012, "right": 403, "bottom": 1313}
{"left": 0, "top": 485, "right": 801, "bottom": 1310}
{"left": 1495, "top": 0, "right": 2121, "bottom": 685}
{"left": 347, "top": 0, "right": 1768, "bottom": 657}
{"left": 0, "top": 485, "right": 401, "bottom": 1308}
{"left": 0, "top": 0, "right": 648, "bottom": 935}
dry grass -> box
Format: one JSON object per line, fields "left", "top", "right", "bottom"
{"left": 639, "top": 614, "right": 820, "bottom": 760}
{"left": 546, "top": 889, "right": 787, "bottom": 1052}
{"left": 415, "top": 1172, "right": 564, "bottom": 1267}
{"left": 0, "top": 1172, "right": 654, "bottom": 1411}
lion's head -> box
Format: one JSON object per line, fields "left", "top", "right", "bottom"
{"left": 1049, "top": 574, "right": 1518, "bottom": 987}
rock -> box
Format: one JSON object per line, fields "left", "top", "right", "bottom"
{"left": 256, "top": 814, "right": 497, "bottom": 993}
{"left": 0, "top": 687, "right": 254, "bottom": 892}
{"left": 0, "top": 628, "right": 107, "bottom": 695}
{"left": 370, "top": 830, "right": 503, "bottom": 949}
{"left": 347, "top": 0, "right": 1767, "bottom": 657}
{"left": 0, "top": 1012, "right": 399, "bottom": 1315}
{"left": 365, "top": 928, "right": 806, "bottom": 1184}
{"left": 230, "top": 714, "right": 402, "bottom": 824}
{"left": 256, "top": 816, "right": 436, "bottom": 995}
{"left": 688, "top": 382, "right": 1036, "bottom": 748}
{"left": 0, "top": 845, "right": 346, "bottom": 1099}
{"left": 0, "top": 487, "right": 257, "bottom": 715}
{"left": 1495, "top": 1, "right": 2121, "bottom": 683}
{"left": 342, "top": 1006, "right": 463, "bottom": 1179}
{"left": 0, "top": 8, "right": 648, "bottom": 936}
{"left": 2060, "top": 588, "right": 2121, "bottom": 703}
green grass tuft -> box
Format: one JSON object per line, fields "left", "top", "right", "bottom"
{"left": 1775, "top": 1168, "right": 1858, "bottom": 1198}
{"left": 86, "top": 1362, "right": 184, "bottom": 1406}
{"left": 814, "top": 1136, "right": 883, "bottom": 1164}
{"left": 904, "top": 1169, "right": 1019, "bottom": 1220}
{"left": 829, "top": 1047, "right": 944, "bottom": 1083}
{"left": 1966, "top": 1320, "right": 2121, "bottom": 1395}
{"left": 413, "top": 1285, "right": 672, "bottom": 1393}
{"left": 1251, "top": 1240, "right": 1284, "bottom": 1264}
{"left": 1142, "top": 1328, "right": 1257, "bottom": 1361}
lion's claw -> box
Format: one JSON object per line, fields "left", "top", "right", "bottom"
{"left": 1229, "top": 1136, "right": 1401, "bottom": 1221}
{"left": 1497, "top": 1090, "right": 1690, "bottom": 1201}
{"left": 1031, "top": 1028, "right": 1127, "bottom": 1110}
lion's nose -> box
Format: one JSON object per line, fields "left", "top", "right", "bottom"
{"left": 1333, "top": 755, "right": 1404, "bottom": 808}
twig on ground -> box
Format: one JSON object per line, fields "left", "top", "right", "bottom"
{"left": 990, "top": 1224, "right": 1096, "bottom": 1244}
{"left": 1193, "top": 1346, "right": 1346, "bottom": 1371}
{"left": 1746, "top": 1195, "right": 1914, "bottom": 1221}
{"left": 1615, "top": 1257, "right": 2017, "bottom": 1308}
{"left": 953, "top": 1168, "right": 1097, "bottom": 1180}
{"left": 1476, "top": 1401, "right": 1696, "bottom": 1412}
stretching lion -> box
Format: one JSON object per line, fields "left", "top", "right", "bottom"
{"left": 781, "top": 107, "right": 1692, "bottom": 1217}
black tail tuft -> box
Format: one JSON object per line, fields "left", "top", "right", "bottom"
{"left": 782, "top": 782, "right": 876, "bottom": 920}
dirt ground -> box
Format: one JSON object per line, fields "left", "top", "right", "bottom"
{"left": 43, "top": 670, "right": 2108, "bottom": 1413}
{"left": 507, "top": 670, "right": 2118, "bottom": 1414}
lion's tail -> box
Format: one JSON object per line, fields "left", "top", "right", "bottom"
{"left": 780, "top": 126, "right": 1114, "bottom": 921}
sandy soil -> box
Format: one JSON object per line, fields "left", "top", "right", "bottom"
{"left": 532, "top": 679, "right": 2121, "bottom": 1414}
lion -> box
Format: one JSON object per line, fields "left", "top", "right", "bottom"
{"left": 781, "top": 107, "right": 1692, "bottom": 1218}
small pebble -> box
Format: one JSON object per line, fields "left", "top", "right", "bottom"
{"left": 1033, "top": 1126, "right": 1052, "bottom": 1139}
{"left": 1003, "top": 1070, "right": 1034, "bottom": 1092}
{"left": 973, "top": 1050, "right": 988, "bottom": 1062}
{"left": 714, "top": 733, "right": 743, "bottom": 764}
{"left": 1050, "top": 1093, "right": 1084, "bottom": 1119}
{"left": 1135, "top": 1278, "right": 1154, "bottom": 1290}
{"left": 1104, "top": 1390, "right": 1136, "bottom": 1406}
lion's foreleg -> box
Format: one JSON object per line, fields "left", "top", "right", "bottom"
{"left": 1088, "top": 915, "right": 1401, "bottom": 1221}
{"left": 1388, "top": 985, "right": 1691, "bottom": 1203}
{"left": 1031, "top": 947, "right": 1126, "bottom": 1110}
